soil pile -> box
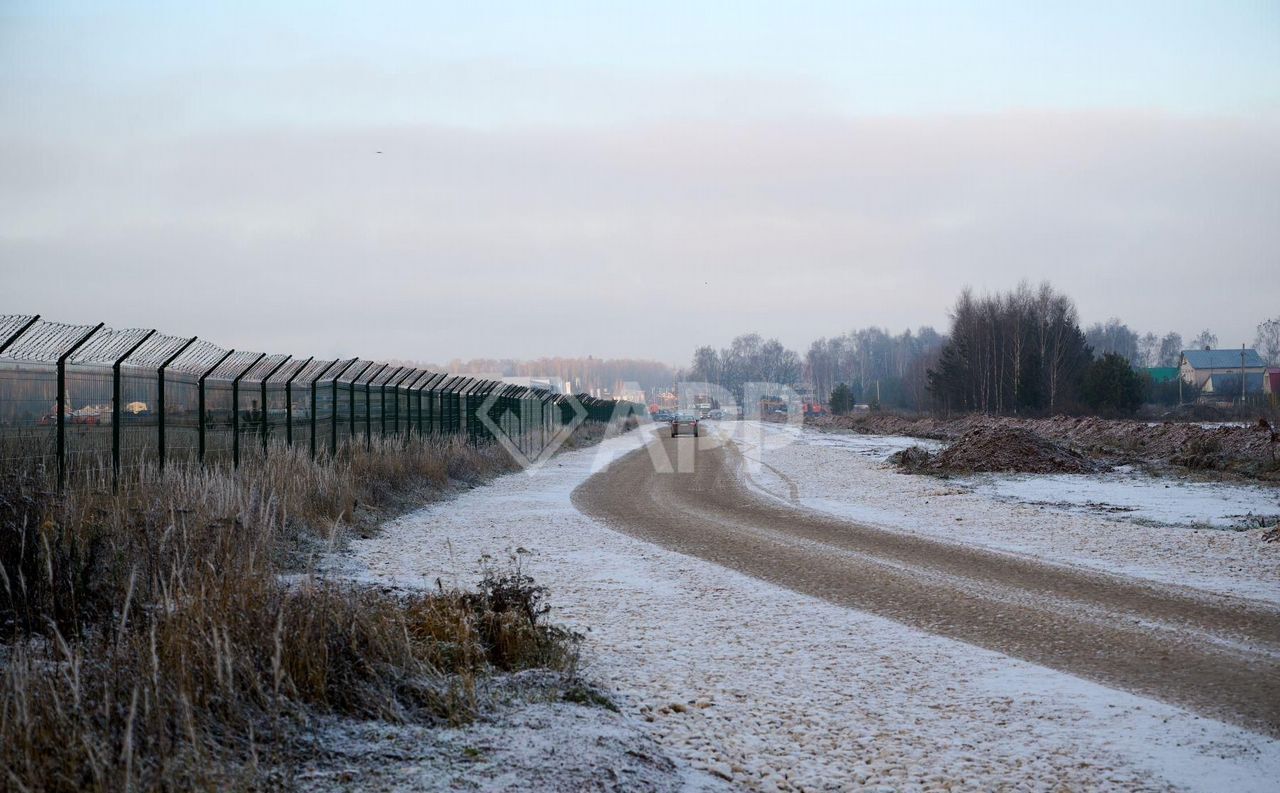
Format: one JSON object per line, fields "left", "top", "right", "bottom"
{"left": 933, "top": 426, "right": 1098, "bottom": 474}
{"left": 890, "top": 426, "right": 1098, "bottom": 475}
{"left": 814, "top": 412, "right": 1280, "bottom": 480}
{"left": 886, "top": 446, "right": 933, "bottom": 472}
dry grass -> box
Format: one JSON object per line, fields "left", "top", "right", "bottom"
{"left": 0, "top": 423, "right": 616, "bottom": 792}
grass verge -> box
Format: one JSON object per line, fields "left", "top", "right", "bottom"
{"left": 1, "top": 423, "right": 619, "bottom": 791}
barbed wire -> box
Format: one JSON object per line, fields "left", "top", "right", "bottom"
{"left": 127, "top": 334, "right": 196, "bottom": 368}
{"left": 267, "top": 358, "right": 305, "bottom": 384}
{"left": 0, "top": 314, "right": 39, "bottom": 350}
{"left": 337, "top": 360, "right": 373, "bottom": 383}
{"left": 1, "top": 320, "right": 101, "bottom": 362}
{"left": 71, "top": 327, "right": 153, "bottom": 364}
{"left": 0, "top": 313, "right": 627, "bottom": 408}
{"left": 241, "top": 353, "right": 291, "bottom": 382}
{"left": 369, "top": 365, "right": 402, "bottom": 386}
{"left": 168, "top": 340, "right": 232, "bottom": 375}
{"left": 305, "top": 358, "right": 350, "bottom": 383}
{"left": 207, "top": 350, "right": 266, "bottom": 380}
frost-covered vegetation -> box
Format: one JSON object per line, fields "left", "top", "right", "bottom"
{"left": 0, "top": 427, "right": 616, "bottom": 791}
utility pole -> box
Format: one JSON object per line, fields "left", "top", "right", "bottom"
{"left": 1242, "top": 345, "right": 1247, "bottom": 406}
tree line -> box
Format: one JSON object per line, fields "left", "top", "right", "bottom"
{"left": 684, "top": 281, "right": 1279, "bottom": 416}
{"left": 929, "top": 282, "right": 1278, "bottom": 415}
{"left": 687, "top": 334, "right": 803, "bottom": 402}
{"left": 927, "top": 282, "right": 1091, "bottom": 413}
{"left": 416, "top": 356, "right": 677, "bottom": 395}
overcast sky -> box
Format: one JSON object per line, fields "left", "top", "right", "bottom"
{"left": 2, "top": 1, "right": 1277, "bottom": 365}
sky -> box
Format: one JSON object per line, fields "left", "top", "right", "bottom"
{"left": 2, "top": 1, "right": 1278, "bottom": 365}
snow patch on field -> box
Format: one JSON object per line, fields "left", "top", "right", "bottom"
{"left": 732, "top": 422, "right": 1280, "bottom": 605}
{"left": 971, "top": 468, "right": 1280, "bottom": 529}
{"left": 346, "top": 425, "right": 1280, "bottom": 792}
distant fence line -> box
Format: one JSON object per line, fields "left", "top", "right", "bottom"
{"left": 0, "top": 314, "right": 625, "bottom": 489}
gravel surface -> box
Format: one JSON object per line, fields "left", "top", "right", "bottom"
{"left": 575, "top": 428, "right": 1280, "bottom": 736}
{"left": 347, "top": 424, "right": 1280, "bottom": 791}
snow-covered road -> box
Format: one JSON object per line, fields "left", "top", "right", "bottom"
{"left": 348, "top": 423, "right": 1280, "bottom": 791}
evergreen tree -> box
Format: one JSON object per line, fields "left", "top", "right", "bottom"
{"left": 1081, "top": 353, "right": 1145, "bottom": 414}
{"left": 828, "top": 383, "right": 853, "bottom": 415}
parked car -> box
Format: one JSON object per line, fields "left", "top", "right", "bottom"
{"left": 671, "top": 412, "right": 699, "bottom": 437}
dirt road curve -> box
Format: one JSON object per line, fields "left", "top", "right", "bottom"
{"left": 572, "top": 432, "right": 1280, "bottom": 736}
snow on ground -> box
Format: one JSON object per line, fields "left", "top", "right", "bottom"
{"left": 970, "top": 468, "right": 1279, "bottom": 529}
{"left": 737, "top": 421, "right": 1280, "bottom": 605}
{"left": 294, "top": 671, "right": 718, "bottom": 792}
{"left": 346, "top": 423, "right": 1280, "bottom": 792}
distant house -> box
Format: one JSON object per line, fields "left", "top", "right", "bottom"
{"left": 1144, "top": 367, "right": 1179, "bottom": 383}
{"left": 1269, "top": 370, "right": 1280, "bottom": 396}
{"left": 1179, "top": 348, "right": 1267, "bottom": 395}
{"left": 1202, "top": 372, "right": 1265, "bottom": 395}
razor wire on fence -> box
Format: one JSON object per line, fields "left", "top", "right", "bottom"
{"left": 0, "top": 314, "right": 626, "bottom": 489}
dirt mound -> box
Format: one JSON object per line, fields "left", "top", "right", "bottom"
{"left": 886, "top": 446, "right": 934, "bottom": 472}
{"left": 904, "top": 426, "right": 1099, "bottom": 475}
{"left": 816, "top": 411, "right": 1280, "bottom": 480}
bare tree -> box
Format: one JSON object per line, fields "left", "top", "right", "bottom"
{"left": 1157, "top": 332, "right": 1183, "bottom": 367}
{"left": 1138, "top": 332, "right": 1160, "bottom": 368}
{"left": 1084, "top": 318, "right": 1140, "bottom": 364}
{"left": 1255, "top": 318, "right": 1280, "bottom": 366}
{"left": 1191, "top": 329, "right": 1218, "bottom": 350}
{"left": 690, "top": 346, "right": 721, "bottom": 386}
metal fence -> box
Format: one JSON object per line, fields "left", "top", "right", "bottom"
{"left": 0, "top": 314, "right": 623, "bottom": 488}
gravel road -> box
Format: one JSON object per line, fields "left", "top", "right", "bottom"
{"left": 572, "top": 431, "right": 1280, "bottom": 737}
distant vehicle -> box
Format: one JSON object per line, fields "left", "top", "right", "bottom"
{"left": 654, "top": 410, "right": 674, "bottom": 422}
{"left": 708, "top": 409, "right": 723, "bottom": 420}
{"left": 802, "top": 401, "right": 828, "bottom": 417}
{"left": 670, "top": 412, "right": 699, "bottom": 438}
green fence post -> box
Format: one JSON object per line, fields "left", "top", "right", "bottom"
{"left": 318, "top": 359, "right": 356, "bottom": 460}
{"left": 198, "top": 349, "right": 236, "bottom": 466}
{"left": 56, "top": 323, "right": 104, "bottom": 491}
{"left": 231, "top": 353, "right": 266, "bottom": 469}
{"left": 284, "top": 356, "right": 313, "bottom": 449}
{"left": 157, "top": 336, "right": 197, "bottom": 473}
{"left": 259, "top": 356, "right": 292, "bottom": 456}
{"left": 340, "top": 361, "right": 373, "bottom": 457}
{"left": 111, "top": 329, "right": 156, "bottom": 491}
